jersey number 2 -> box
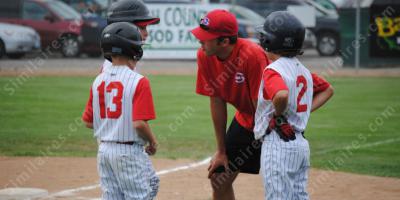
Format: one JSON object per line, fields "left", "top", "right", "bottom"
{"left": 97, "top": 81, "right": 124, "bottom": 119}
{"left": 296, "top": 76, "right": 307, "bottom": 113}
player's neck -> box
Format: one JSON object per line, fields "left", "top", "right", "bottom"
{"left": 267, "top": 52, "right": 281, "bottom": 62}
{"left": 112, "top": 56, "right": 137, "bottom": 70}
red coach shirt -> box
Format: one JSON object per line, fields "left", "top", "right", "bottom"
{"left": 196, "top": 38, "right": 270, "bottom": 130}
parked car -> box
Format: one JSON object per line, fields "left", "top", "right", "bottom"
{"left": 312, "top": 0, "right": 338, "bottom": 11}
{"left": 60, "top": 0, "right": 106, "bottom": 16}
{"left": 0, "top": 22, "right": 40, "bottom": 58}
{"left": 229, "top": 5, "right": 264, "bottom": 40}
{"left": 80, "top": 12, "right": 107, "bottom": 57}
{"left": 61, "top": 0, "right": 108, "bottom": 57}
{"left": 213, "top": 0, "right": 341, "bottom": 56}
{"left": 331, "top": 0, "right": 373, "bottom": 8}
{"left": 63, "top": 0, "right": 266, "bottom": 56}
{"left": 0, "top": 0, "right": 84, "bottom": 57}
{"left": 143, "top": 0, "right": 264, "bottom": 40}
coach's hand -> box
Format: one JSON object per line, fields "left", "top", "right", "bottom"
{"left": 208, "top": 151, "right": 229, "bottom": 178}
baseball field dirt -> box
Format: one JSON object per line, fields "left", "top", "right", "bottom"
{"left": 1, "top": 157, "right": 399, "bottom": 200}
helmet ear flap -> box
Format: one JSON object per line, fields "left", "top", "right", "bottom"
{"left": 259, "top": 31, "right": 276, "bottom": 51}
{"left": 132, "top": 48, "right": 143, "bottom": 61}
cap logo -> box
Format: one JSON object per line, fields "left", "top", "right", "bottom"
{"left": 200, "top": 17, "right": 210, "bottom": 26}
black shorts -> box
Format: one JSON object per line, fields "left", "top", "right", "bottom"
{"left": 218, "top": 117, "right": 262, "bottom": 174}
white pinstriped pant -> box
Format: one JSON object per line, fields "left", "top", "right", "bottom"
{"left": 261, "top": 131, "right": 310, "bottom": 200}
{"left": 97, "top": 142, "right": 159, "bottom": 200}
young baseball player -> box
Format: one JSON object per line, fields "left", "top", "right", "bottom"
{"left": 101, "top": 0, "right": 160, "bottom": 72}
{"left": 254, "top": 11, "right": 333, "bottom": 200}
{"left": 82, "top": 22, "right": 159, "bottom": 200}
{"left": 191, "top": 9, "right": 333, "bottom": 200}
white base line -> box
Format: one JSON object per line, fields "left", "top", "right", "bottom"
{"left": 314, "top": 137, "right": 400, "bottom": 155}
{"left": 44, "top": 157, "right": 211, "bottom": 198}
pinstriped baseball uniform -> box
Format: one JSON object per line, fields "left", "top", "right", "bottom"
{"left": 83, "top": 65, "right": 159, "bottom": 200}
{"left": 254, "top": 57, "right": 313, "bottom": 200}
{"left": 101, "top": 60, "right": 112, "bottom": 73}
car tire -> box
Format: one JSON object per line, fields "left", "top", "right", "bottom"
{"left": 61, "top": 35, "right": 80, "bottom": 57}
{"left": 0, "top": 39, "right": 5, "bottom": 59}
{"left": 7, "top": 53, "right": 25, "bottom": 59}
{"left": 316, "top": 32, "right": 339, "bottom": 56}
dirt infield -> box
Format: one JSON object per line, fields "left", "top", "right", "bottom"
{"left": 0, "top": 157, "right": 399, "bottom": 200}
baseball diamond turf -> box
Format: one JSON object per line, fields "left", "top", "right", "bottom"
{"left": 0, "top": 76, "right": 399, "bottom": 178}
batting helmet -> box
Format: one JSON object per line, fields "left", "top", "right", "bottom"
{"left": 101, "top": 22, "right": 144, "bottom": 61}
{"left": 257, "top": 11, "right": 305, "bottom": 57}
{"left": 107, "top": 0, "right": 160, "bottom": 25}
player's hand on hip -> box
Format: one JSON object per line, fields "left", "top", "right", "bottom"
{"left": 146, "top": 141, "right": 158, "bottom": 156}
{"left": 268, "top": 115, "right": 296, "bottom": 142}
{"left": 208, "top": 151, "right": 229, "bottom": 179}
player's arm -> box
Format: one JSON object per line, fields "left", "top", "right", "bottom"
{"left": 85, "top": 122, "right": 93, "bottom": 129}
{"left": 263, "top": 69, "right": 289, "bottom": 115}
{"left": 312, "top": 86, "right": 334, "bottom": 112}
{"left": 134, "top": 120, "right": 157, "bottom": 155}
{"left": 82, "top": 88, "right": 94, "bottom": 129}
{"left": 272, "top": 91, "right": 289, "bottom": 115}
{"left": 311, "top": 73, "right": 334, "bottom": 112}
{"left": 132, "top": 77, "right": 157, "bottom": 155}
{"left": 264, "top": 69, "right": 295, "bottom": 141}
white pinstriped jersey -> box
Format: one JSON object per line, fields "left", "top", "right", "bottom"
{"left": 102, "top": 60, "right": 112, "bottom": 72}
{"left": 92, "top": 65, "right": 145, "bottom": 144}
{"left": 254, "top": 57, "right": 313, "bottom": 140}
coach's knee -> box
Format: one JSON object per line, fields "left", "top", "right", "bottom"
{"left": 210, "top": 172, "right": 236, "bottom": 193}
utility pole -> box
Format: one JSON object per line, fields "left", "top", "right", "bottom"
{"left": 355, "top": 0, "right": 361, "bottom": 70}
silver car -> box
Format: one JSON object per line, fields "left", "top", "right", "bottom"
{"left": 0, "top": 23, "right": 41, "bottom": 59}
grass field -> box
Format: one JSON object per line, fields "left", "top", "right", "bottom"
{"left": 0, "top": 76, "right": 399, "bottom": 178}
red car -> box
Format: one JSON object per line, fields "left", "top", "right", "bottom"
{"left": 0, "top": 0, "right": 84, "bottom": 57}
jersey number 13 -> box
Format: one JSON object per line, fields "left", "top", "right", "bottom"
{"left": 97, "top": 81, "right": 124, "bottom": 119}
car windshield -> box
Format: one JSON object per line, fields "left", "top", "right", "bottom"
{"left": 46, "top": 0, "right": 81, "bottom": 20}
{"left": 306, "top": 0, "right": 338, "bottom": 17}
{"left": 230, "top": 5, "right": 264, "bottom": 24}
{"left": 240, "top": 1, "right": 304, "bottom": 17}
{"left": 94, "top": 0, "right": 108, "bottom": 8}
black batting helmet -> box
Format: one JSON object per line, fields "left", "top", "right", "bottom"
{"left": 107, "top": 0, "right": 160, "bottom": 25}
{"left": 101, "top": 22, "right": 144, "bottom": 61}
{"left": 257, "top": 11, "right": 305, "bottom": 57}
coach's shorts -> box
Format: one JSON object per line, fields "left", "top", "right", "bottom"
{"left": 223, "top": 118, "right": 262, "bottom": 174}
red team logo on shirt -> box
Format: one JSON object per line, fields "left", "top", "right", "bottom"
{"left": 235, "top": 72, "right": 245, "bottom": 83}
